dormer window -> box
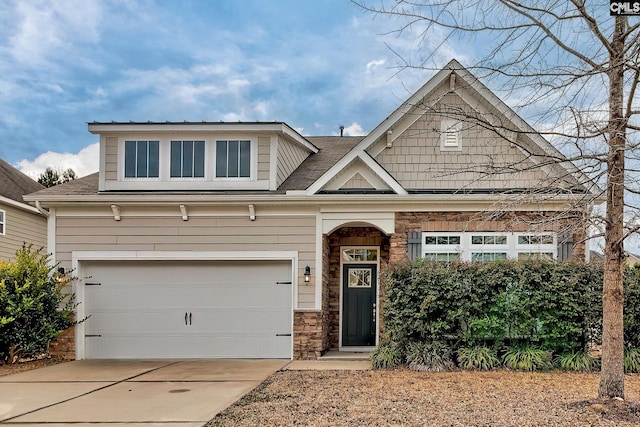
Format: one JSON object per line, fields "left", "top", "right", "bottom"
{"left": 440, "top": 120, "right": 462, "bottom": 151}
{"left": 216, "top": 140, "right": 251, "bottom": 178}
{"left": 170, "top": 140, "right": 205, "bottom": 178}
{"left": 124, "top": 140, "right": 159, "bottom": 178}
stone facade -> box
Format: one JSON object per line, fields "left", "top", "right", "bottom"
{"left": 293, "top": 310, "right": 327, "bottom": 359}
{"left": 48, "top": 325, "right": 76, "bottom": 360}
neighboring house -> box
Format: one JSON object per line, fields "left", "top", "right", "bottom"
{"left": 25, "top": 60, "right": 598, "bottom": 361}
{"left": 0, "top": 159, "right": 46, "bottom": 260}
{"left": 626, "top": 252, "right": 640, "bottom": 267}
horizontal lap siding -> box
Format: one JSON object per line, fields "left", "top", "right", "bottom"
{"left": 257, "top": 137, "right": 270, "bottom": 181}
{"left": 56, "top": 214, "right": 317, "bottom": 308}
{"left": 0, "top": 204, "right": 46, "bottom": 260}
{"left": 104, "top": 137, "right": 118, "bottom": 182}
{"left": 277, "top": 136, "right": 309, "bottom": 186}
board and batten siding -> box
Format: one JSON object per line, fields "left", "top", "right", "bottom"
{"left": 276, "top": 136, "right": 309, "bottom": 186}
{"left": 340, "top": 173, "right": 375, "bottom": 189}
{"left": 55, "top": 213, "right": 317, "bottom": 308}
{"left": 0, "top": 203, "right": 46, "bottom": 260}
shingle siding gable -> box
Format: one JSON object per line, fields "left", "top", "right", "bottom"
{"left": 373, "top": 92, "right": 568, "bottom": 192}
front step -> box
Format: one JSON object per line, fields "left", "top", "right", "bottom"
{"left": 319, "top": 350, "right": 372, "bottom": 361}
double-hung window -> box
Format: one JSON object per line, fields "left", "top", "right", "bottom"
{"left": 216, "top": 140, "right": 251, "bottom": 178}
{"left": 470, "top": 234, "right": 508, "bottom": 262}
{"left": 0, "top": 210, "right": 5, "bottom": 235}
{"left": 422, "top": 234, "right": 462, "bottom": 262}
{"left": 516, "top": 234, "right": 555, "bottom": 260}
{"left": 170, "top": 140, "right": 205, "bottom": 178}
{"left": 124, "top": 140, "right": 159, "bottom": 178}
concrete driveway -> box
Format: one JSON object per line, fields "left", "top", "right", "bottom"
{"left": 0, "top": 359, "right": 289, "bottom": 427}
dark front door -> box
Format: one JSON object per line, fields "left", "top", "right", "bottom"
{"left": 342, "top": 264, "right": 377, "bottom": 347}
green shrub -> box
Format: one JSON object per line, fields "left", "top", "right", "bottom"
{"left": 457, "top": 346, "right": 501, "bottom": 371}
{"left": 502, "top": 345, "right": 552, "bottom": 371}
{"left": 371, "top": 343, "right": 402, "bottom": 369}
{"left": 555, "top": 350, "right": 600, "bottom": 372}
{"left": 405, "top": 341, "right": 455, "bottom": 372}
{"left": 625, "top": 267, "right": 640, "bottom": 348}
{"left": 0, "top": 245, "right": 76, "bottom": 363}
{"left": 624, "top": 347, "right": 640, "bottom": 373}
{"left": 380, "top": 260, "right": 606, "bottom": 360}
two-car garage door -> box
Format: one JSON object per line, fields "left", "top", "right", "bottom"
{"left": 81, "top": 259, "right": 293, "bottom": 359}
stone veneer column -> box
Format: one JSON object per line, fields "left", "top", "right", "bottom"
{"left": 48, "top": 325, "right": 76, "bottom": 360}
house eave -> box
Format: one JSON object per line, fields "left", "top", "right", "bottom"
{"left": 0, "top": 195, "right": 44, "bottom": 215}
{"left": 88, "top": 121, "right": 318, "bottom": 153}
{"left": 25, "top": 192, "right": 594, "bottom": 211}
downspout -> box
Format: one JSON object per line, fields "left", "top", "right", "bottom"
{"left": 35, "top": 200, "right": 49, "bottom": 217}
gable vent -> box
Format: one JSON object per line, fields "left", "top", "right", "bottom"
{"left": 444, "top": 130, "right": 458, "bottom": 147}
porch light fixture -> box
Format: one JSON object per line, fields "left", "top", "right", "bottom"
{"left": 56, "top": 267, "right": 66, "bottom": 284}
{"left": 304, "top": 265, "right": 311, "bottom": 283}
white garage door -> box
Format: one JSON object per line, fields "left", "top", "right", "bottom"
{"left": 81, "top": 259, "right": 293, "bottom": 359}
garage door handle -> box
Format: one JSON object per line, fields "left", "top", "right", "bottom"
{"left": 189, "top": 312, "right": 192, "bottom": 325}
{"left": 185, "top": 312, "right": 188, "bottom": 325}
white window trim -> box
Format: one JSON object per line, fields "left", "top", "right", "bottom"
{"left": 213, "top": 138, "right": 257, "bottom": 181}
{"left": 168, "top": 140, "right": 207, "bottom": 181}
{"left": 112, "top": 136, "right": 264, "bottom": 190}
{"left": 422, "top": 232, "right": 557, "bottom": 261}
{"left": 119, "top": 138, "right": 162, "bottom": 182}
{"left": 0, "top": 209, "right": 5, "bottom": 236}
{"left": 440, "top": 120, "right": 462, "bottom": 152}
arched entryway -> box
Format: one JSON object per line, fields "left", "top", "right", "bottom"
{"left": 324, "top": 226, "right": 390, "bottom": 351}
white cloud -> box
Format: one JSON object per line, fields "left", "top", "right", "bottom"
{"left": 342, "top": 122, "right": 366, "bottom": 136}
{"left": 366, "top": 59, "right": 386, "bottom": 73}
{"left": 9, "top": 0, "right": 103, "bottom": 67}
{"left": 16, "top": 143, "right": 99, "bottom": 179}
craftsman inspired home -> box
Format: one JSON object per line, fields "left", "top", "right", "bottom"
{"left": 25, "top": 60, "right": 597, "bottom": 360}
{"left": 0, "top": 159, "right": 46, "bottom": 260}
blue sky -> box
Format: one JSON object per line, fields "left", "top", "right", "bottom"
{"left": 0, "top": 0, "right": 472, "bottom": 178}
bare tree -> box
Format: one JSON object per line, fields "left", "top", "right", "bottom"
{"left": 353, "top": 0, "right": 640, "bottom": 399}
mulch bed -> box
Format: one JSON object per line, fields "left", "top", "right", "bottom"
{"left": 0, "top": 355, "right": 68, "bottom": 377}
{"left": 207, "top": 368, "right": 640, "bottom": 427}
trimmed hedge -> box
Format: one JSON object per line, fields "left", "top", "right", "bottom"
{"left": 373, "top": 259, "right": 640, "bottom": 370}
{"left": 381, "top": 259, "right": 604, "bottom": 356}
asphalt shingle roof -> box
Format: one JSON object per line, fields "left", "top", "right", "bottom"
{"left": 278, "top": 136, "right": 363, "bottom": 192}
{"left": 0, "top": 159, "right": 45, "bottom": 203}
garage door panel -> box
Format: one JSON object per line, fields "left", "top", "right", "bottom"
{"left": 82, "top": 259, "right": 293, "bottom": 359}
{"left": 85, "top": 309, "right": 191, "bottom": 334}
{"left": 190, "top": 308, "right": 290, "bottom": 333}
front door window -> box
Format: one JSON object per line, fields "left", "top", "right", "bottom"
{"left": 348, "top": 268, "right": 372, "bottom": 288}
